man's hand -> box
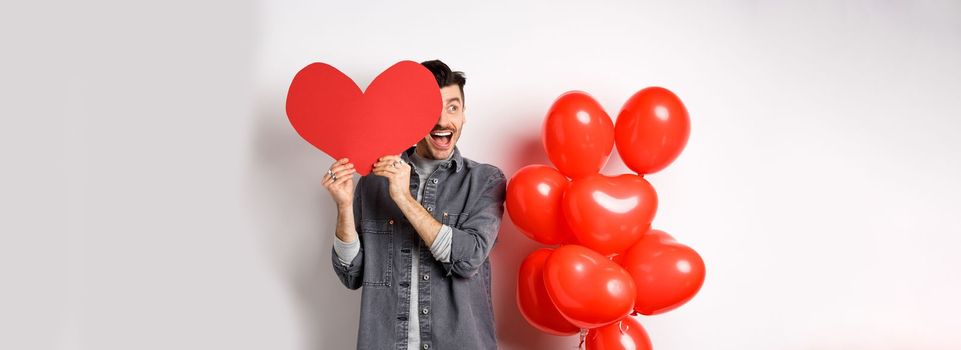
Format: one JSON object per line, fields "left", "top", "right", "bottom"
{"left": 372, "top": 155, "right": 412, "bottom": 202}
{"left": 373, "top": 154, "right": 443, "bottom": 247}
{"left": 323, "top": 158, "right": 356, "bottom": 209}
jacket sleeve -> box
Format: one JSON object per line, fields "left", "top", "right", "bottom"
{"left": 331, "top": 176, "right": 365, "bottom": 290}
{"left": 442, "top": 168, "right": 507, "bottom": 278}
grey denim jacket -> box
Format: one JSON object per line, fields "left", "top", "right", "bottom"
{"left": 331, "top": 146, "right": 507, "bottom": 350}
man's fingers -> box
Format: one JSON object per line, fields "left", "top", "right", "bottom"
{"left": 372, "top": 159, "right": 394, "bottom": 168}
{"left": 371, "top": 163, "right": 396, "bottom": 172}
{"left": 332, "top": 173, "right": 353, "bottom": 186}
{"left": 330, "top": 162, "right": 354, "bottom": 174}
{"left": 374, "top": 157, "right": 404, "bottom": 169}
{"left": 373, "top": 157, "right": 406, "bottom": 171}
{"left": 326, "top": 158, "right": 350, "bottom": 179}
{"left": 333, "top": 168, "right": 356, "bottom": 179}
{"left": 324, "top": 166, "right": 355, "bottom": 187}
{"left": 325, "top": 170, "right": 355, "bottom": 189}
{"left": 371, "top": 167, "right": 396, "bottom": 177}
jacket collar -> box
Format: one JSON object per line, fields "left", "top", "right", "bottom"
{"left": 401, "top": 146, "right": 464, "bottom": 173}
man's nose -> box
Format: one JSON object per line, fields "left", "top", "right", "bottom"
{"left": 436, "top": 114, "right": 450, "bottom": 127}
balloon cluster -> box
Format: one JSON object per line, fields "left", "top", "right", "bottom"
{"left": 508, "top": 88, "right": 706, "bottom": 349}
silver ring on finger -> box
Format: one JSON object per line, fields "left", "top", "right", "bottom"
{"left": 392, "top": 160, "right": 400, "bottom": 168}
{"left": 327, "top": 169, "right": 333, "bottom": 177}
{"left": 331, "top": 174, "right": 337, "bottom": 181}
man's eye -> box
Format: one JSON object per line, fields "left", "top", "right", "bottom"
{"left": 447, "top": 105, "right": 458, "bottom": 113}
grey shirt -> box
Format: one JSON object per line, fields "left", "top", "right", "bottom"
{"left": 405, "top": 149, "right": 454, "bottom": 350}
{"left": 331, "top": 146, "right": 507, "bottom": 350}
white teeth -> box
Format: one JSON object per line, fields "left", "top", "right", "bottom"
{"left": 432, "top": 131, "right": 453, "bottom": 137}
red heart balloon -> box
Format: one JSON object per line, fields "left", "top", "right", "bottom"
{"left": 542, "top": 91, "right": 615, "bottom": 179}
{"left": 517, "top": 248, "right": 580, "bottom": 336}
{"left": 563, "top": 174, "right": 658, "bottom": 256}
{"left": 585, "top": 316, "right": 653, "bottom": 350}
{"left": 285, "top": 61, "right": 441, "bottom": 175}
{"left": 620, "top": 230, "right": 705, "bottom": 315}
{"left": 615, "top": 87, "right": 690, "bottom": 175}
{"left": 543, "top": 245, "right": 635, "bottom": 329}
{"left": 506, "top": 165, "right": 577, "bottom": 245}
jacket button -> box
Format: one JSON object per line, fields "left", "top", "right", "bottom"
{"left": 431, "top": 178, "right": 438, "bottom": 184}
{"left": 422, "top": 307, "right": 429, "bottom": 315}
{"left": 426, "top": 206, "right": 433, "bottom": 212}
{"left": 388, "top": 219, "right": 394, "bottom": 225}
{"left": 422, "top": 345, "right": 429, "bottom": 350}
{"left": 423, "top": 274, "right": 430, "bottom": 281}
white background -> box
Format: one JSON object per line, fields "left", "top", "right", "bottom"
{"left": 5, "top": 1, "right": 961, "bottom": 349}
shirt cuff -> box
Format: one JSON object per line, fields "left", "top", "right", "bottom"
{"left": 430, "top": 225, "right": 453, "bottom": 263}
{"left": 334, "top": 236, "right": 360, "bottom": 266}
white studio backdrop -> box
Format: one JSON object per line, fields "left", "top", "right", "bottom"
{"left": 5, "top": 1, "right": 960, "bottom": 349}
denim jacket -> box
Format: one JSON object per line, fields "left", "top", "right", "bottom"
{"left": 331, "top": 146, "right": 507, "bottom": 350}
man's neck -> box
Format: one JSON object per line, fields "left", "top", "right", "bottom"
{"left": 410, "top": 147, "right": 449, "bottom": 175}
{"left": 413, "top": 147, "right": 453, "bottom": 162}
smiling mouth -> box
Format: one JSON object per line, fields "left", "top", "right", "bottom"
{"left": 429, "top": 130, "right": 454, "bottom": 149}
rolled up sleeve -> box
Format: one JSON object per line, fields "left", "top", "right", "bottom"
{"left": 443, "top": 169, "right": 507, "bottom": 278}
{"left": 429, "top": 225, "right": 453, "bottom": 263}
{"left": 334, "top": 236, "right": 360, "bottom": 266}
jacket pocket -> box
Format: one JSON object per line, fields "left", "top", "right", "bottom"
{"left": 442, "top": 212, "right": 469, "bottom": 228}
{"left": 360, "top": 219, "right": 394, "bottom": 287}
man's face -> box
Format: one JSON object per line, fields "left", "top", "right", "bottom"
{"left": 416, "top": 84, "right": 465, "bottom": 160}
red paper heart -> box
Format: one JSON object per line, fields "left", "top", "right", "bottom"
{"left": 285, "top": 61, "right": 442, "bottom": 175}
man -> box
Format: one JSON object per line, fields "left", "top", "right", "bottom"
{"left": 323, "top": 60, "right": 506, "bottom": 350}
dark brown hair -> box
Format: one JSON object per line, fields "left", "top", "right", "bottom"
{"left": 421, "top": 59, "right": 466, "bottom": 105}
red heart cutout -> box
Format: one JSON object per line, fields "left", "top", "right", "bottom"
{"left": 562, "top": 174, "right": 658, "bottom": 256}
{"left": 285, "top": 61, "right": 442, "bottom": 175}
{"left": 620, "top": 230, "right": 705, "bottom": 315}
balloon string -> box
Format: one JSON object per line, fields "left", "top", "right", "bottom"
{"left": 578, "top": 328, "right": 587, "bottom": 349}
